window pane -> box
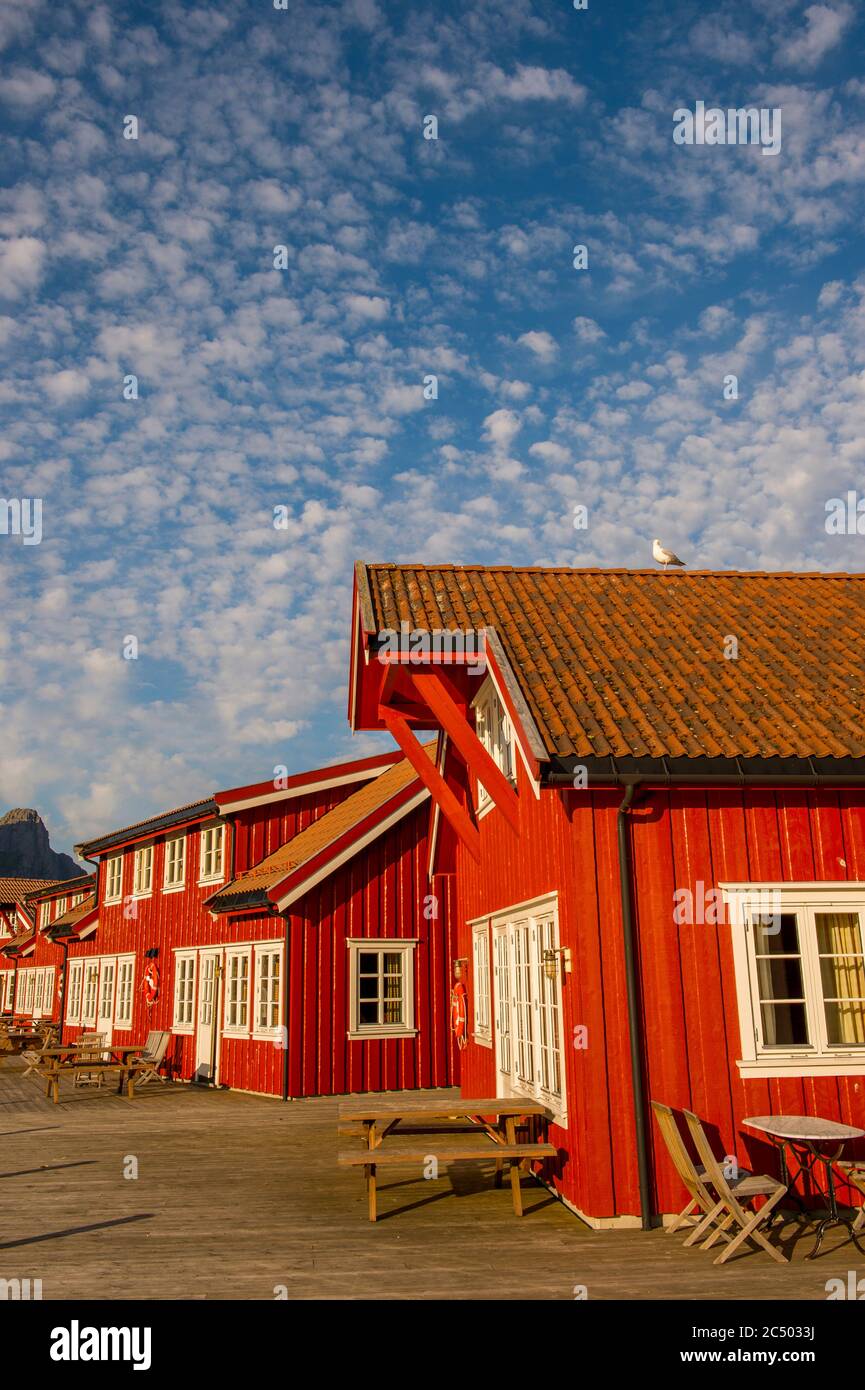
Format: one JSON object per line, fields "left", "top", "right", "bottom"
{"left": 756, "top": 956, "right": 805, "bottom": 1002}
{"left": 753, "top": 913, "right": 799, "bottom": 953}
{"left": 359, "top": 1001, "right": 378, "bottom": 1024}
{"left": 358, "top": 976, "right": 378, "bottom": 999}
{"left": 358, "top": 953, "right": 378, "bottom": 975}
{"left": 816, "top": 911, "right": 865, "bottom": 1043}
{"left": 761, "top": 1001, "right": 809, "bottom": 1046}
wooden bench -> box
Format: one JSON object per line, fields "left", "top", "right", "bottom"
{"left": 339, "top": 1140, "right": 557, "bottom": 1220}
{"left": 34, "top": 1056, "right": 141, "bottom": 1105}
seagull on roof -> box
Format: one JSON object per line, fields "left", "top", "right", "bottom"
{"left": 652, "top": 538, "right": 686, "bottom": 570}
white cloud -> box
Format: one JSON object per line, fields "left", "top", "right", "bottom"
{"left": 516, "top": 330, "right": 558, "bottom": 362}
{"left": 572, "top": 316, "right": 606, "bottom": 344}
{"left": 482, "top": 408, "right": 521, "bottom": 450}
{"left": 344, "top": 293, "right": 389, "bottom": 321}
{"left": 778, "top": 3, "right": 853, "bottom": 70}
{"left": 0, "top": 235, "right": 46, "bottom": 297}
{"left": 0, "top": 65, "right": 55, "bottom": 108}
{"left": 44, "top": 369, "right": 90, "bottom": 402}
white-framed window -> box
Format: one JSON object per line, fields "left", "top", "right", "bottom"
{"left": 199, "top": 824, "right": 225, "bottom": 884}
{"left": 22, "top": 969, "right": 36, "bottom": 1016}
{"left": 133, "top": 845, "right": 153, "bottom": 897}
{"left": 54, "top": 897, "right": 67, "bottom": 919}
{"left": 724, "top": 883, "right": 865, "bottom": 1077}
{"left": 1, "top": 972, "right": 13, "bottom": 1011}
{"left": 472, "top": 923, "right": 492, "bottom": 1046}
{"left": 104, "top": 856, "right": 123, "bottom": 903}
{"left": 81, "top": 961, "right": 100, "bottom": 1026}
{"left": 483, "top": 893, "right": 566, "bottom": 1122}
{"left": 71, "top": 892, "right": 85, "bottom": 908}
{"left": 473, "top": 678, "right": 515, "bottom": 807}
{"left": 32, "top": 967, "right": 54, "bottom": 1017}
{"left": 173, "top": 953, "right": 196, "bottom": 1032}
{"left": 163, "top": 835, "right": 186, "bottom": 890}
{"left": 66, "top": 960, "right": 84, "bottom": 1025}
{"left": 39, "top": 903, "right": 50, "bottom": 929}
{"left": 253, "top": 946, "right": 282, "bottom": 1037}
{"left": 347, "top": 939, "right": 417, "bottom": 1039}
{"left": 224, "top": 947, "right": 251, "bottom": 1035}
{"left": 115, "top": 956, "right": 135, "bottom": 1028}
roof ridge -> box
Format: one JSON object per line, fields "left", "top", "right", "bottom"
{"left": 363, "top": 563, "right": 865, "bottom": 579}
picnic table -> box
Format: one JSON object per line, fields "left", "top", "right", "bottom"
{"left": 744, "top": 1114, "right": 865, "bottom": 1259}
{"left": 33, "top": 1044, "right": 149, "bottom": 1104}
{"left": 338, "top": 1096, "right": 557, "bottom": 1221}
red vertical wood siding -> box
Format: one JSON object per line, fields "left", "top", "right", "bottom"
{"left": 281, "top": 801, "right": 458, "bottom": 1098}
{"left": 61, "top": 783, "right": 456, "bottom": 1099}
{"left": 453, "top": 756, "right": 865, "bottom": 1221}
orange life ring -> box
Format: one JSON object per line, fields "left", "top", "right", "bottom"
{"left": 142, "top": 961, "right": 159, "bottom": 1008}
{"left": 450, "top": 980, "right": 468, "bottom": 1051}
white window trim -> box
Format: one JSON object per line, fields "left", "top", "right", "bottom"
{"left": 198, "top": 823, "right": 226, "bottom": 886}
{"left": 172, "top": 952, "right": 197, "bottom": 1034}
{"left": 66, "top": 960, "right": 84, "bottom": 1025}
{"left": 471, "top": 676, "right": 516, "bottom": 810}
{"left": 487, "top": 892, "right": 567, "bottom": 1124}
{"left": 223, "top": 946, "right": 252, "bottom": 1038}
{"left": 132, "top": 844, "right": 154, "bottom": 899}
{"left": 252, "top": 943, "right": 284, "bottom": 1040}
{"left": 472, "top": 922, "right": 492, "bottom": 1047}
{"left": 114, "top": 954, "right": 136, "bottom": 1029}
{"left": 163, "top": 834, "right": 187, "bottom": 892}
{"left": 81, "top": 960, "right": 100, "bottom": 1028}
{"left": 347, "top": 938, "right": 418, "bottom": 1040}
{"left": 104, "top": 855, "right": 123, "bottom": 904}
{"left": 723, "top": 882, "right": 865, "bottom": 1078}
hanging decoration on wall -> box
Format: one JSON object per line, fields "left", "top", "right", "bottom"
{"left": 450, "top": 959, "right": 468, "bottom": 1051}
{"left": 142, "top": 960, "right": 160, "bottom": 1009}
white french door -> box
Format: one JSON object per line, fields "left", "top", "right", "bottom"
{"left": 194, "top": 951, "right": 221, "bottom": 1082}
{"left": 96, "top": 958, "right": 116, "bottom": 1044}
{"left": 491, "top": 898, "right": 566, "bottom": 1121}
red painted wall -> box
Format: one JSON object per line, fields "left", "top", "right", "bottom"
{"left": 60, "top": 779, "right": 456, "bottom": 1099}
{"left": 454, "top": 753, "right": 865, "bottom": 1221}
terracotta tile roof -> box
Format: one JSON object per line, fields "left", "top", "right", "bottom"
{"left": 359, "top": 565, "right": 865, "bottom": 762}
{"left": 208, "top": 746, "right": 433, "bottom": 910}
{"left": 0, "top": 877, "right": 63, "bottom": 904}
{"left": 47, "top": 894, "right": 97, "bottom": 930}
{"left": 1, "top": 927, "right": 36, "bottom": 955}
{"left": 76, "top": 798, "right": 217, "bottom": 857}
{"left": 25, "top": 874, "right": 95, "bottom": 903}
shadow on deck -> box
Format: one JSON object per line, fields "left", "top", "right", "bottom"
{"left": 0, "top": 1057, "right": 861, "bottom": 1300}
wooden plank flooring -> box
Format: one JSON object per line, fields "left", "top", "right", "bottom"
{"left": 1, "top": 1058, "right": 862, "bottom": 1300}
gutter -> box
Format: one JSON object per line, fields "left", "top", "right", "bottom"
{"left": 545, "top": 763, "right": 865, "bottom": 1229}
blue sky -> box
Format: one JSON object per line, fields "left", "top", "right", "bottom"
{"left": 1, "top": 0, "right": 864, "bottom": 857}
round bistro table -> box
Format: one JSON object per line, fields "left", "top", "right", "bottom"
{"left": 744, "top": 1115, "right": 865, "bottom": 1259}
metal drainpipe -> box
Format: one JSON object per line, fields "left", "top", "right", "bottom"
{"left": 281, "top": 913, "right": 290, "bottom": 1102}
{"left": 59, "top": 939, "right": 70, "bottom": 1045}
{"left": 616, "top": 780, "right": 654, "bottom": 1230}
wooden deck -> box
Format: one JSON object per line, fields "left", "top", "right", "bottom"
{"left": 1, "top": 1057, "right": 863, "bottom": 1300}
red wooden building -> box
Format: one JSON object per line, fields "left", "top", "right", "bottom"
{"left": 0, "top": 878, "right": 61, "bottom": 1015}
{"left": 57, "top": 748, "right": 457, "bottom": 1097}
{"left": 349, "top": 562, "right": 865, "bottom": 1226}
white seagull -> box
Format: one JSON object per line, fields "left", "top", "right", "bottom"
{"left": 652, "top": 538, "right": 686, "bottom": 570}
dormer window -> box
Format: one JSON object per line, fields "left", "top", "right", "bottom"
{"left": 473, "top": 678, "right": 515, "bottom": 805}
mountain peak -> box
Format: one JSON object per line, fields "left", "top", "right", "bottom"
{"left": 0, "top": 809, "right": 83, "bottom": 881}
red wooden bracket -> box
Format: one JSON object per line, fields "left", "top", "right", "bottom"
{"left": 379, "top": 706, "right": 481, "bottom": 863}
{"left": 409, "top": 671, "right": 520, "bottom": 834}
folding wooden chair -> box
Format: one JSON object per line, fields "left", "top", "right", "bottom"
{"left": 73, "top": 1032, "right": 107, "bottom": 1088}
{"left": 129, "top": 1030, "right": 170, "bottom": 1087}
{"left": 651, "top": 1100, "right": 728, "bottom": 1241}
{"left": 837, "top": 1162, "right": 865, "bottom": 1232}
{"left": 22, "top": 1027, "right": 59, "bottom": 1079}
{"left": 683, "top": 1109, "right": 788, "bottom": 1265}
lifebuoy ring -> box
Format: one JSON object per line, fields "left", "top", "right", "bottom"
{"left": 450, "top": 979, "right": 468, "bottom": 1051}
{"left": 142, "top": 961, "right": 159, "bottom": 1009}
